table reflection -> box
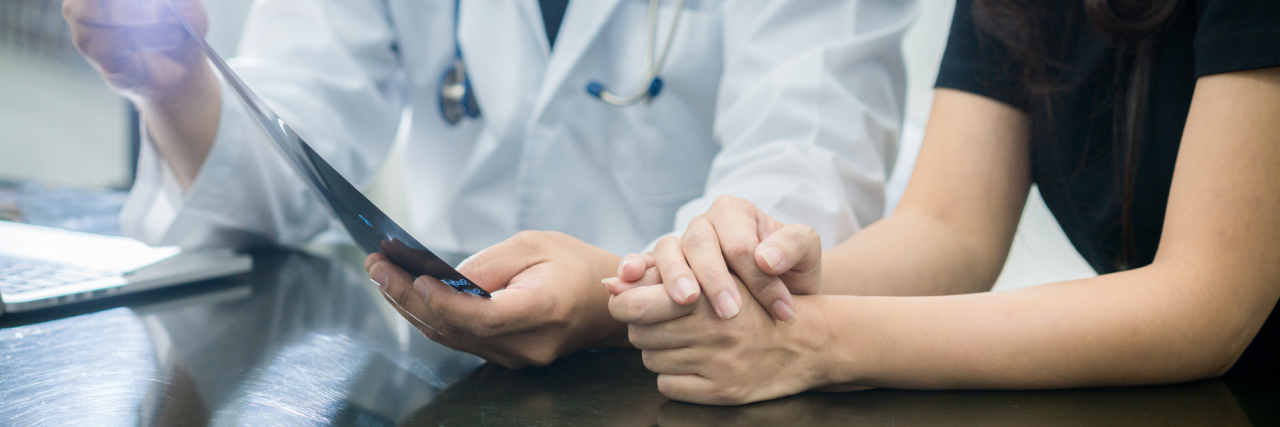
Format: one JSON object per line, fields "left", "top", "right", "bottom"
{"left": 1, "top": 250, "right": 482, "bottom": 426}
{"left": 0, "top": 248, "right": 1276, "bottom": 426}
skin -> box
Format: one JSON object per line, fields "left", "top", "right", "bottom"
{"left": 610, "top": 202, "right": 821, "bottom": 324}
{"left": 63, "top": 0, "right": 221, "bottom": 190}
{"left": 365, "top": 231, "right": 630, "bottom": 368}
{"left": 611, "top": 69, "right": 1280, "bottom": 405}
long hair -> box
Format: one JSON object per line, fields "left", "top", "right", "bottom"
{"left": 971, "top": 0, "right": 1180, "bottom": 270}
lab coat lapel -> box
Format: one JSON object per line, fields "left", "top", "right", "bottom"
{"left": 457, "top": 1, "right": 546, "bottom": 138}
{"left": 530, "top": 0, "right": 624, "bottom": 119}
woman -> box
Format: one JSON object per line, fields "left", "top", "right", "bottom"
{"left": 603, "top": 0, "right": 1280, "bottom": 405}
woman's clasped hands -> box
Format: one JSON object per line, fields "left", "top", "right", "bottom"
{"left": 603, "top": 196, "right": 845, "bottom": 405}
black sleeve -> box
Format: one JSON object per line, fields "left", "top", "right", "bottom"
{"left": 1193, "top": 0, "right": 1280, "bottom": 77}
{"left": 934, "top": 0, "right": 1026, "bottom": 111}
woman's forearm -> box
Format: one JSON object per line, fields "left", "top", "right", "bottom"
{"left": 818, "top": 209, "right": 1010, "bottom": 297}
{"left": 802, "top": 264, "right": 1260, "bottom": 390}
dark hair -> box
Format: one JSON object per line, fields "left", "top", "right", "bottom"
{"left": 971, "top": 0, "right": 1179, "bottom": 270}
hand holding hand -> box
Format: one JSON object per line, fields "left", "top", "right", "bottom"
{"left": 611, "top": 195, "right": 823, "bottom": 323}
{"left": 609, "top": 271, "right": 829, "bottom": 405}
{"left": 367, "top": 231, "right": 628, "bottom": 368}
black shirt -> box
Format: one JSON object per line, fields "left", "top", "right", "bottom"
{"left": 539, "top": 0, "right": 570, "bottom": 48}
{"left": 936, "top": 0, "right": 1280, "bottom": 378}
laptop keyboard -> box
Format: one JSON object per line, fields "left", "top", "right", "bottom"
{"left": 0, "top": 254, "right": 117, "bottom": 294}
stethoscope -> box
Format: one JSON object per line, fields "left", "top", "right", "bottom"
{"left": 439, "top": 0, "right": 686, "bottom": 124}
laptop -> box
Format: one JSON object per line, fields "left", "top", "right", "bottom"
{"left": 0, "top": 220, "right": 252, "bottom": 315}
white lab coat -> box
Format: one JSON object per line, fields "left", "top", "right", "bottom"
{"left": 121, "top": 0, "right": 915, "bottom": 257}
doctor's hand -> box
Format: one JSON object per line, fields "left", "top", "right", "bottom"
{"left": 610, "top": 196, "right": 823, "bottom": 324}
{"left": 366, "top": 231, "right": 629, "bottom": 369}
{"left": 63, "top": 0, "right": 220, "bottom": 188}
{"left": 63, "top": 0, "right": 213, "bottom": 103}
{"left": 608, "top": 272, "right": 830, "bottom": 405}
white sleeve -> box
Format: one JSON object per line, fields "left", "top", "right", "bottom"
{"left": 119, "top": 0, "right": 403, "bottom": 249}
{"left": 648, "top": 0, "right": 915, "bottom": 252}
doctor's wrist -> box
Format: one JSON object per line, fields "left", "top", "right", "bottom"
{"left": 135, "top": 61, "right": 222, "bottom": 189}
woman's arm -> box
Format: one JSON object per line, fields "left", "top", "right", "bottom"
{"left": 818, "top": 68, "right": 1280, "bottom": 389}
{"left": 817, "top": 88, "right": 1031, "bottom": 296}
{"left": 609, "top": 88, "right": 1034, "bottom": 323}
{"left": 612, "top": 69, "right": 1280, "bottom": 404}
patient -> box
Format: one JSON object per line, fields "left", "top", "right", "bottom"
{"left": 605, "top": 0, "right": 1280, "bottom": 405}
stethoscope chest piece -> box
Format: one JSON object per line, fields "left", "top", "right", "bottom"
{"left": 439, "top": 58, "right": 481, "bottom": 125}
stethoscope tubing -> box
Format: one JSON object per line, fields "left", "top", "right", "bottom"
{"left": 440, "top": 0, "right": 686, "bottom": 124}
{"left": 592, "top": 0, "right": 686, "bottom": 106}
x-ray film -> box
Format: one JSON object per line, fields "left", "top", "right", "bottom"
{"left": 161, "top": 0, "right": 490, "bottom": 298}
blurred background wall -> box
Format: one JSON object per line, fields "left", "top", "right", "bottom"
{"left": 0, "top": 0, "right": 1095, "bottom": 288}
{"left": 0, "top": 0, "right": 253, "bottom": 188}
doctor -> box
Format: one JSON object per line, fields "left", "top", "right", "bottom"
{"left": 63, "top": 0, "right": 914, "bottom": 367}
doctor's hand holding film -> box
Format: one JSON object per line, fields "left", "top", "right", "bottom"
{"left": 365, "top": 231, "right": 631, "bottom": 369}
{"left": 63, "top": 0, "right": 220, "bottom": 189}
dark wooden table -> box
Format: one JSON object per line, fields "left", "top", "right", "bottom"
{"left": 2, "top": 248, "right": 1277, "bottom": 426}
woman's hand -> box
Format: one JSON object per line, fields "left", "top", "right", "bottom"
{"left": 608, "top": 269, "right": 830, "bottom": 405}
{"left": 610, "top": 196, "right": 824, "bottom": 323}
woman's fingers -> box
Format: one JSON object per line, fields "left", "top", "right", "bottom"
{"left": 681, "top": 217, "right": 742, "bottom": 319}
{"left": 653, "top": 236, "right": 701, "bottom": 305}
{"left": 656, "top": 374, "right": 724, "bottom": 405}
{"left": 641, "top": 348, "right": 701, "bottom": 375}
{"left": 756, "top": 223, "right": 823, "bottom": 295}
{"left": 704, "top": 198, "right": 799, "bottom": 324}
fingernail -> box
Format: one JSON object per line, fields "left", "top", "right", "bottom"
{"left": 676, "top": 278, "right": 698, "bottom": 301}
{"left": 760, "top": 245, "right": 784, "bottom": 270}
{"left": 716, "top": 291, "right": 740, "bottom": 319}
{"left": 370, "top": 266, "right": 388, "bottom": 289}
{"left": 617, "top": 255, "right": 632, "bottom": 277}
{"left": 413, "top": 277, "right": 430, "bottom": 301}
{"left": 602, "top": 277, "right": 621, "bottom": 287}
{"left": 772, "top": 300, "right": 798, "bottom": 325}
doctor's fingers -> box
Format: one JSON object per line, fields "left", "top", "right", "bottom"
{"left": 756, "top": 223, "right": 823, "bottom": 295}
{"left": 378, "top": 295, "right": 523, "bottom": 368}
{"left": 456, "top": 231, "right": 551, "bottom": 293}
{"left": 66, "top": 0, "right": 207, "bottom": 27}
{"left": 418, "top": 276, "right": 552, "bottom": 338}
{"left": 364, "top": 253, "right": 388, "bottom": 272}
{"left": 67, "top": 21, "right": 191, "bottom": 63}
{"left": 617, "top": 253, "right": 656, "bottom": 283}
{"left": 680, "top": 217, "right": 743, "bottom": 320}
{"left": 610, "top": 283, "right": 696, "bottom": 326}
{"left": 604, "top": 266, "right": 661, "bottom": 296}
{"left": 369, "top": 261, "right": 464, "bottom": 342}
